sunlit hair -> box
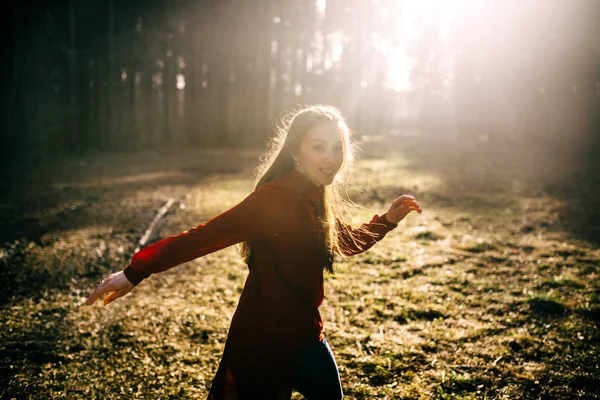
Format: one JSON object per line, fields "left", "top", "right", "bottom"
{"left": 239, "top": 104, "right": 369, "bottom": 273}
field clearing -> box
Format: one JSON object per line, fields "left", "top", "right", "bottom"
{"left": 1, "top": 137, "right": 599, "bottom": 399}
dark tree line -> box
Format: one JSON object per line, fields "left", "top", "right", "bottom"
{"left": 1, "top": 0, "right": 599, "bottom": 168}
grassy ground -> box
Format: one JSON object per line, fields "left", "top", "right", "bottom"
{"left": 1, "top": 136, "right": 599, "bottom": 399}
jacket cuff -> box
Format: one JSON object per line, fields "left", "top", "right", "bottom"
{"left": 123, "top": 264, "right": 146, "bottom": 286}
{"left": 376, "top": 213, "right": 398, "bottom": 230}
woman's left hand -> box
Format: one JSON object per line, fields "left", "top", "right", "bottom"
{"left": 385, "top": 195, "right": 422, "bottom": 224}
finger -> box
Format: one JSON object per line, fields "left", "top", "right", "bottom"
{"left": 392, "top": 198, "right": 416, "bottom": 209}
{"left": 410, "top": 202, "right": 422, "bottom": 210}
{"left": 397, "top": 201, "right": 418, "bottom": 210}
{"left": 103, "top": 290, "right": 121, "bottom": 306}
{"left": 408, "top": 204, "right": 423, "bottom": 214}
{"left": 405, "top": 204, "right": 422, "bottom": 213}
{"left": 398, "top": 195, "right": 415, "bottom": 201}
{"left": 85, "top": 285, "right": 103, "bottom": 305}
{"left": 405, "top": 200, "right": 422, "bottom": 211}
{"left": 86, "top": 279, "right": 112, "bottom": 305}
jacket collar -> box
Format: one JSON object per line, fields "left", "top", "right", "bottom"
{"left": 287, "top": 169, "right": 324, "bottom": 205}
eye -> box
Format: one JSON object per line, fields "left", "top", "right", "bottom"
{"left": 333, "top": 146, "right": 343, "bottom": 153}
{"left": 313, "top": 144, "right": 325, "bottom": 151}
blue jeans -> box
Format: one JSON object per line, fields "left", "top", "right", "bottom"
{"left": 291, "top": 337, "right": 344, "bottom": 399}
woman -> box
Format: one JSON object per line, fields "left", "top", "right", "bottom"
{"left": 86, "top": 104, "right": 422, "bottom": 399}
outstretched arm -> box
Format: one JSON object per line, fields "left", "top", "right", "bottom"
{"left": 85, "top": 181, "right": 289, "bottom": 306}
{"left": 337, "top": 195, "right": 422, "bottom": 256}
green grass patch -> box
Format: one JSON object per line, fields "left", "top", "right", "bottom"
{"left": 459, "top": 241, "right": 497, "bottom": 253}
{"left": 439, "top": 371, "right": 483, "bottom": 395}
{"left": 542, "top": 275, "right": 584, "bottom": 289}
{"left": 391, "top": 255, "right": 408, "bottom": 263}
{"left": 414, "top": 230, "right": 443, "bottom": 241}
{"left": 394, "top": 307, "right": 446, "bottom": 324}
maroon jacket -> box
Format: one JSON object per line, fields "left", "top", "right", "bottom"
{"left": 123, "top": 169, "right": 397, "bottom": 399}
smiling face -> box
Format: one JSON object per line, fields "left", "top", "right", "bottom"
{"left": 292, "top": 121, "right": 345, "bottom": 186}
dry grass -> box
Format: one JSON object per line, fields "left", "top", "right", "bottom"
{"left": 1, "top": 138, "right": 599, "bottom": 399}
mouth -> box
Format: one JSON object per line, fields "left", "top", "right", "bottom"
{"left": 320, "top": 168, "right": 335, "bottom": 175}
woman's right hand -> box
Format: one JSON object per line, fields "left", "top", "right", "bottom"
{"left": 385, "top": 195, "right": 422, "bottom": 224}
{"left": 85, "top": 271, "right": 135, "bottom": 306}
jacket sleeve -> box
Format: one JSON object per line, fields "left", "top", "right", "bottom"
{"left": 123, "top": 182, "right": 284, "bottom": 286}
{"left": 336, "top": 213, "right": 398, "bottom": 256}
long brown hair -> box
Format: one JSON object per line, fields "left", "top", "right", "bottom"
{"left": 239, "top": 104, "right": 358, "bottom": 273}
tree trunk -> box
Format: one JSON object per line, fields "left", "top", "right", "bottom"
{"left": 106, "top": 0, "right": 115, "bottom": 149}
{"left": 68, "top": 0, "right": 78, "bottom": 151}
